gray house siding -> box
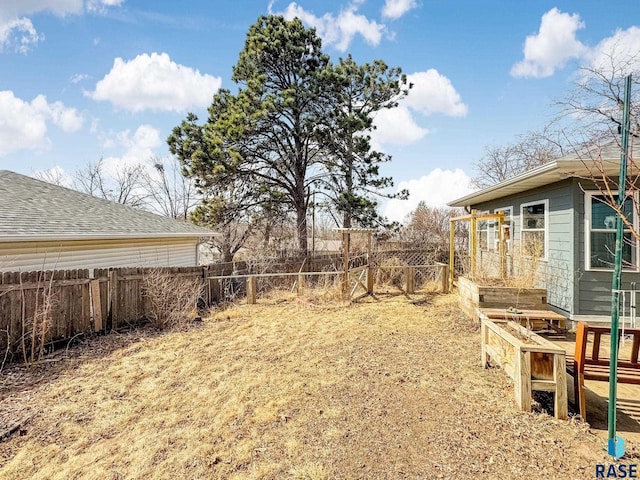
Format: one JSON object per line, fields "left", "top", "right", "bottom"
{"left": 471, "top": 179, "right": 575, "bottom": 315}
{"left": 573, "top": 177, "right": 640, "bottom": 317}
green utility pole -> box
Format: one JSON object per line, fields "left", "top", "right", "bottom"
{"left": 608, "top": 73, "right": 632, "bottom": 460}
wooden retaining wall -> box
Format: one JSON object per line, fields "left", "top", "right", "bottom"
{"left": 458, "top": 276, "right": 547, "bottom": 320}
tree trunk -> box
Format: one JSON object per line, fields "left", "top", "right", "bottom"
{"left": 296, "top": 206, "right": 308, "bottom": 256}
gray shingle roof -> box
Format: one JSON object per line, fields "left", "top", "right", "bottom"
{"left": 0, "top": 170, "right": 215, "bottom": 241}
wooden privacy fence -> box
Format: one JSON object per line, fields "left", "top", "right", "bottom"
{"left": 0, "top": 266, "right": 210, "bottom": 359}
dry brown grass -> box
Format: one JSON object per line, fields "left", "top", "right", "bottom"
{"left": 0, "top": 292, "right": 629, "bottom": 479}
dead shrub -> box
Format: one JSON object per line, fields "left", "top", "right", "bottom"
{"left": 142, "top": 269, "right": 204, "bottom": 330}
{"left": 20, "top": 273, "right": 55, "bottom": 365}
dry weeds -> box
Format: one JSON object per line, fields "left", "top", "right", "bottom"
{"left": 0, "top": 292, "right": 629, "bottom": 479}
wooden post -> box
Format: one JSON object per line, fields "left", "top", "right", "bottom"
{"left": 470, "top": 209, "right": 478, "bottom": 280}
{"left": 342, "top": 231, "right": 350, "bottom": 297}
{"left": 554, "top": 354, "right": 568, "bottom": 420}
{"left": 440, "top": 264, "right": 449, "bottom": 293}
{"left": 297, "top": 273, "right": 306, "bottom": 295}
{"left": 366, "top": 231, "right": 373, "bottom": 295}
{"left": 406, "top": 267, "right": 415, "bottom": 294}
{"left": 247, "top": 276, "right": 257, "bottom": 304}
{"left": 481, "top": 320, "right": 489, "bottom": 367}
{"left": 515, "top": 349, "right": 532, "bottom": 412}
{"left": 90, "top": 279, "right": 102, "bottom": 332}
{"left": 449, "top": 219, "right": 455, "bottom": 291}
{"left": 108, "top": 269, "right": 118, "bottom": 330}
{"left": 498, "top": 211, "right": 507, "bottom": 280}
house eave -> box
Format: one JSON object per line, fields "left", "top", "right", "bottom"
{"left": 448, "top": 158, "right": 623, "bottom": 208}
{"left": 0, "top": 232, "right": 216, "bottom": 243}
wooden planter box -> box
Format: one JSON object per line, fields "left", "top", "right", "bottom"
{"left": 480, "top": 316, "right": 567, "bottom": 419}
{"left": 458, "top": 276, "right": 547, "bottom": 320}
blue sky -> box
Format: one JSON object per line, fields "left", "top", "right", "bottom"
{"left": 1, "top": 0, "right": 639, "bottom": 221}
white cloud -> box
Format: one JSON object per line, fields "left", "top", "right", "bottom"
{"left": 405, "top": 70, "right": 468, "bottom": 117}
{"left": 0, "top": 91, "right": 83, "bottom": 156}
{"left": 382, "top": 0, "right": 417, "bottom": 20}
{"left": 86, "top": 0, "right": 124, "bottom": 14}
{"left": 587, "top": 26, "right": 640, "bottom": 77}
{"left": 371, "top": 106, "right": 429, "bottom": 148}
{"left": 86, "top": 52, "right": 222, "bottom": 113}
{"left": 511, "top": 8, "right": 587, "bottom": 78}
{"left": 0, "top": 17, "right": 43, "bottom": 53}
{"left": 384, "top": 168, "right": 474, "bottom": 222}
{"left": 0, "top": 1, "right": 83, "bottom": 18}
{"left": 0, "top": 1, "right": 121, "bottom": 53}
{"left": 70, "top": 73, "right": 89, "bottom": 84}
{"left": 99, "top": 124, "right": 162, "bottom": 176}
{"left": 275, "top": 2, "right": 384, "bottom": 51}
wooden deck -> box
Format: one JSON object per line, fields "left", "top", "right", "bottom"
{"left": 548, "top": 332, "right": 640, "bottom": 444}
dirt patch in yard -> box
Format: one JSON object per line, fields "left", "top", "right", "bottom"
{"left": 0, "top": 292, "right": 635, "bottom": 479}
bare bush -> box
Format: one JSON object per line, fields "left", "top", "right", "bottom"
{"left": 20, "top": 273, "right": 56, "bottom": 365}
{"left": 142, "top": 270, "right": 204, "bottom": 330}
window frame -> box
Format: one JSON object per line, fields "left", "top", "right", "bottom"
{"left": 494, "top": 205, "right": 513, "bottom": 252}
{"left": 584, "top": 191, "right": 639, "bottom": 272}
{"left": 520, "top": 199, "right": 549, "bottom": 261}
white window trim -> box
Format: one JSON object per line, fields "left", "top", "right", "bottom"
{"left": 494, "top": 206, "right": 513, "bottom": 251}
{"left": 520, "top": 199, "right": 549, "bottom": 261}
{"left": 584, "top": 191, "right": 639, "bottom": 272}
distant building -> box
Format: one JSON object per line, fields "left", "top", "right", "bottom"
{"left": 0, "top": 170, "right": 214, "bottom": 272}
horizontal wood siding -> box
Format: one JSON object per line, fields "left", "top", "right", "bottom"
{"left": 0, "top": 237, "right": 198, "bottom": 272}
{"left": 472, "top": 179, "right": 575, "bottom": 315}
{"left": 574, "top": 178, "right": 640, "bottom": 316}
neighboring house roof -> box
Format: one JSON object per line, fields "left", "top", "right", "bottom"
{"left": 0, "top": 170, "right": 215, "bottom": 242}
{"left": 449, "top": 139, "right": 640, "bottom": 208}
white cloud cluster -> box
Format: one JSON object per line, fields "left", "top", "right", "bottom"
{"left": 0, "top": 0, "right": 122, "bottom": 53}
{"left": 371, "top": 107, "right": 429, "bottom": 148}
{"left": 384, "top": 168, "right": 475, "bottom": 223}
{"left": 511, "top": 9, "right": 640, "bottom": 80}
{"left": 0, "top": 91, "right": 83, "bottom": 156}
{"left": 405, "top": 70, "right": 468, "bottom": 117}
{"left": 382, "top": 0, "right": 417, "bottom": 20}
{"left": 587, "top": 26, "right": 640, "bottom": 77}
{"left": 370, "top": 69, "right": 468, "bottom": 148}
{"left": 99, "top": 124, "right": 162, "bottom": 176}
{"left": 274, "top": 2, "right": 385, "bottom": 51}
{"left": 511, "top": 8, "right": 587, "bottom": 78}
{"left": 0, "top": 17, "right": 43, "bottom": 53}
{"left": 86, "top": 52, "right": 222, "bottom": 113}
{"left": 86, "top": 0, "right": 125, "bottom": 14}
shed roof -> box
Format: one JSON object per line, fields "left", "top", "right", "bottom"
{"left": 0, "top": 170, "right": 215, "bottom": 242}
{"left": 449, "top": 139, "right": 639, "bottom": 208}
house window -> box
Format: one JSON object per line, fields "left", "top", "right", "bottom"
{"left": 477, "top": 211, "right": 489, "bottom": 250}
{"left": 520, "top": 200, "right": 548, "bottom": 259}
{"left": 494, "top": 206, "right": 513, "bottom": 251}
{"left": 585, "top": 192, "right": 637, "bottom": 270}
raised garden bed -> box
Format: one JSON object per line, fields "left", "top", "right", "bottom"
{"left": 457, "top": 276, "right": 547, "bottom": 320}
{"left": 480, "top": 316, "right": 568, "bottom": 419}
